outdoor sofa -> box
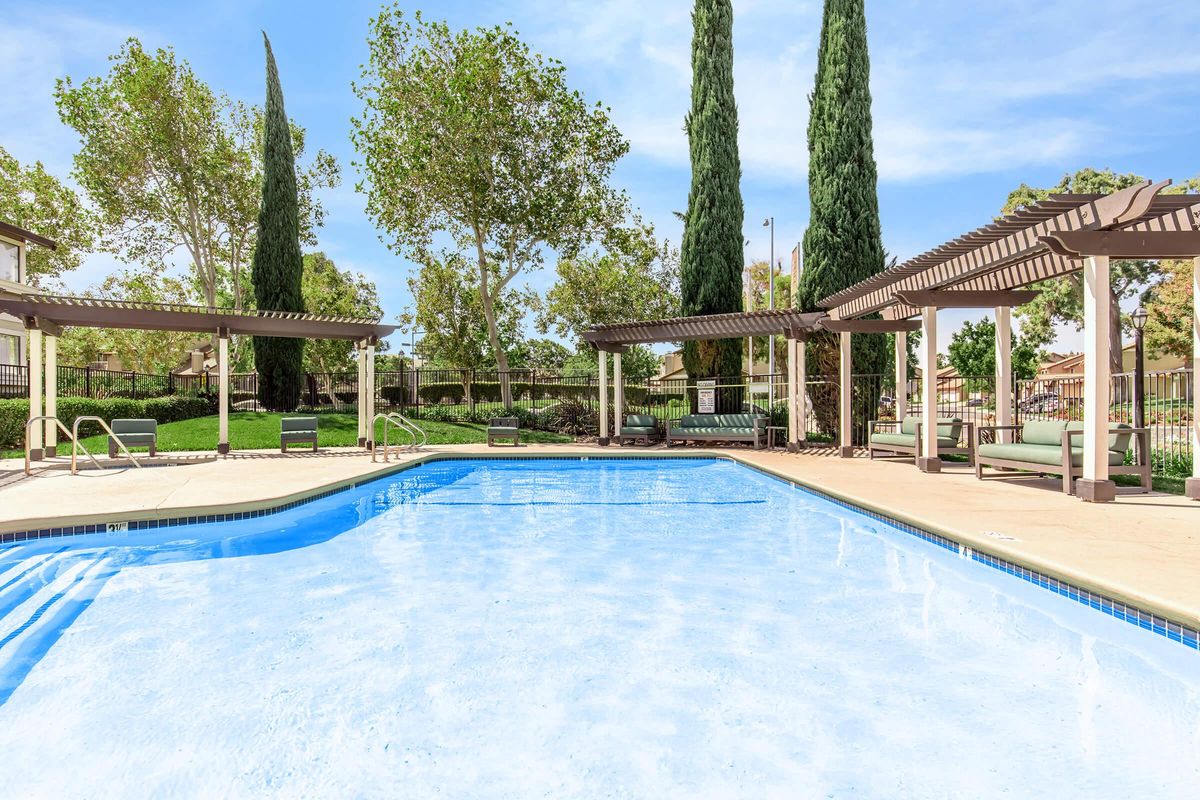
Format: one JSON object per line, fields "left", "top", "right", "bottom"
{"left": 487, "top": 417, "right": 520, "bottom": 446}
{"left": 108, "top": 419, "right": 157, "bottom": 458}
{"left": 666, "top": 413, "right": 767, "bottom": 449}
{"left": 868, "top": 416, "right": 974, "bottom": 464}
{"left": 280, "top": 416, "right": 319, "bottom": 453}
{"left": 974, "top": 419, "right": 1151, "bottom": 494}
{"left": 617, "top": 414, "right": 661, "bottom": 446}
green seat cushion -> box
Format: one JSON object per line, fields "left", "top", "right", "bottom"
{"left": 678, "top": 414, "right": 764, "bottom": 429}
{"left": 624, "top": 415, "right": 657, "bottom": 428}
{"left": 488, "top": 426, "right": 519, "bottom": 435}
{"left": 1020, "top": 419, "right": 1067, "bottom": 446}
{"left": 110, "top": 433, "right": 156, "bottom": 445}
{"left": 894, "top": 417, "right": 960, "bottom": 439}
{"left": 870, "top": 432, "right": 958, "bottom": 449}
{"left": 280, "top": 430, "right": 317, "bottom": 440}
{"left": 620, "top": 426, "right": 658, "bottom": 435}
{"left": 676, "top": 427, "right": 757, "bottom": 436}
{"left": 111, "top": 419, "right": 157, "bottom": 435}
{"left": 978, "top": 442, "right": 1124, "bottom": 467}
{"left": 281, "top": 417, "right": 318, "bottom": 433}
{"left": 1065, "top": 421, "right": 1133, "bottom": 452}
{"left": 900, "top": 417, "right": 918, "bottom": 435}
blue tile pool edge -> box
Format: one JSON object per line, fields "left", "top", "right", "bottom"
{"left": 2, "top": 451, "right": 1196, "bottom": 653}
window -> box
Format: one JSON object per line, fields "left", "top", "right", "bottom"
{"left": 0, "top": 240, "right": 19, "bottom": 283}
{"left": 0, "top": 333, "right": 20, "bottom": 367}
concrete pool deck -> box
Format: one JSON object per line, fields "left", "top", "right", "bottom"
{"left": 1, "top": 443, "right": 1197, "bottom": 631}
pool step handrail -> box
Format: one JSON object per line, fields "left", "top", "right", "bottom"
{"left": 72, "top": 416, "right": 144, "bottom": 475}
{"left": 372, "top": 413, "right": 415, "bottom": 462}
{"left": 387, "top": 413, "right": 427, "bottom": 451}
{"left": 24, "top": 415, "right": 105, "bottom": 476}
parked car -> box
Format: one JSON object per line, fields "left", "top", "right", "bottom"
{"left": 1019, "top": 392, "right": 1059, "bottom": 413}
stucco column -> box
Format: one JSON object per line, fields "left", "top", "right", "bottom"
{"left": 1186, "top": 257, "right": 1200, "bottom": 500}
{"left": 787, "top": 337, "right": 798, "bottom": 450}
{"left": 366, "top": 340, "right": 376, "bottom": 450}
{"left": 613, "top": 350, "right": 624, "bottom": 431}
{"left": 216, "top": 331, "right": 229, "bottom": 455}
{"left": 357, "top": 341, "right": 367, "bottom": 447}
{"left": 1078, "top": 255, "right": 1115, "bottom": 502}
{"left": 217, "top": 331, "right": 230, "bottom": 455}
{"left": 27, "top": 325, "right": 43, "bottom": 460}
{"left": 597, "top": 349, "right": 609, "bottom": 446}
{"left": 894, "top": 331, "right": 907, "bottom": 422}
{"left": 44, "top": 330, "right": 57, "bottom": 457}
{"left": 995, "top": 306, "right": 1012, "bottom": 443}
{"left": 796, "top": 338, "right": 807, "bottom": 447}
{"left": 839, "top": 331, "right": 852, "bottom": 458}
{"left": 918, "top": 306, "right": 941, "bottom": 473}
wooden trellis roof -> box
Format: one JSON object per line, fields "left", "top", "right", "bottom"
{"left": 583, "top": 308, "right": 826, "bottom": 348}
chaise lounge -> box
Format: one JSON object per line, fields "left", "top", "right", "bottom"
{"left": 108, "top": 418, "right": 157, "bottom": 458}
{"left": 616, "top": 414, "right": 661, "bottom": 446}
{"left": 666, "top": 413, "right": 767, "bottom": 449}
{"left": 974, "top": 419, "right": 1151, "bottom": 494}
{"left": 868, "top": 416, "right": 974, "bottom": 464}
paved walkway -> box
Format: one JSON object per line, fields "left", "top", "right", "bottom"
{"left": 1, "top": 443, "right": 1197, "bottom": 628}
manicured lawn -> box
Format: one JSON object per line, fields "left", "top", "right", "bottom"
{"left": 2, "top": 412, "right": 573, "bottom": 458}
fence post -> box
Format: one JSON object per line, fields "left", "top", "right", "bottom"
{"left": 85, "top": 366, "right": 92, "bottom": 398}
{"left": 131, "top": 370, "right": 137, "bottom": 400}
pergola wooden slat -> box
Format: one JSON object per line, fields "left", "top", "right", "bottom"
{"left": 819, "top": 181, "right": 1200, "bottom": 502}
{"left": 1, "top": 290, "right": 397, "bottom": 458}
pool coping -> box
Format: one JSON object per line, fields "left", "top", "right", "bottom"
{"left": 2, "top": 449, "right": 1197, "bottom": 651}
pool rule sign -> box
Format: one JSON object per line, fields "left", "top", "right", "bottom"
{"left": 697, "top": 379, "right": 717, "bottom": 413}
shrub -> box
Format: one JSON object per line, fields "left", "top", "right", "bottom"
{"left": 0, "top": 395, "right": 211, "bottom": 450}
{"left": 540, "top": 398, "right": 595, "bottom": 436}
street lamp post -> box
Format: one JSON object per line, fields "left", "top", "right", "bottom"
{"left": 762, "top": 217, "right": 775, "bottom": 405}
{"left": 1131, "top": 306, "right": 1148, "bottom": 430}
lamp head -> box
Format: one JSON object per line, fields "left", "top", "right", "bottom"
{"left": 1131, "top": 306, "right": 1149, "bottom": 332}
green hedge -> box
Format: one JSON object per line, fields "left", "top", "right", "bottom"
{"left": 0, "top": 395, "right": 211, "bottom": 450}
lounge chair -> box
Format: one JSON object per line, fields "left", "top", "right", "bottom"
{"left": 974, "top": 419, "right": 1150, "bottom": 494}
{"left": 666, "top": 414, "right": 767, "bottom": 449}
{"left": 487, "top": 417, "right": 520, "bottom": 446}
{"left": 868, "top": 416, "right": 973, "bottom": 464}
{"left": 108, "top": 419, "right": 157, "bottom": 458}
{"left": 281, "top": 416, "right": 319, "bottom": 453}
{"left": 617, "top": 414, "right": 661, "bottom": 446}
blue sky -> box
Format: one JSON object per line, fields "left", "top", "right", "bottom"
{"left": 5, "top": 0, "right": 1200, "bottom": 354}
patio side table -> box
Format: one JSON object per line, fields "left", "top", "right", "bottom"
{"left": 765, "top": 425, "right": 788, "bottom": 451}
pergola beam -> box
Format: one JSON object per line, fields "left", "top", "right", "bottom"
{"left": 584, "top": 309, "right": 826, "bottom": 347}
{"left": 1041, "top": 230, "right": 1200, "bottom": 259}
{"left": 819, "top": 318, "right": 921, "bottom": 333}
{"left": 894, "top": 290, "right": 1039, "bottom": 309}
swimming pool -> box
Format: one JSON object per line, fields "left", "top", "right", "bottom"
{"left": 0, "top": 457, "right": 1196, "bottom": 797}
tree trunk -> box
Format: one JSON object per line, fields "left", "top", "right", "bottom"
{"left": 474, "top": 231, "right": 513, "bottom": 409}
{"left": 1109, "top": 285, "right": 1127, "bottom": 404}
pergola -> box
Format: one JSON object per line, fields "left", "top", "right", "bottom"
{"left": 820, "top": 180, "right": 1200, "bottom": 502}
{"left": 585, "top": 181, "right": 1200, "bottom": 503}
{"left": 0, "top": 290, "right": 396, "bottom": 458}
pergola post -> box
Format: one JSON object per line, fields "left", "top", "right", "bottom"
{"left": 44, "top": 327, "right": 57, "bottom": 457}
{"left": 1187, "top": 256, "right": 1200, "bottom": 500}
{"left": 918, "top": 306, "right": 941, "bottom": 473}
{"left": 597, "top": 349, "right": 609, "bottom": 446}
{"left": 26, "top": 324, "right": 43, "bottom": 461}
{"left": 217, "top": 328, "right": 230, "bottom": 455}
{"left": 839, "top": 331, "right": 852, "bottom": 458}
{"left": 357, "top": 340, "right": 368, "bottom": 448}
{"left": 1077, "top": 255, "right": 1115, "bottom": 502}
{"left": 796, "top": 338, "right": 807, "bottom": 448}
{"left": 995, "top": 306, "right": 1012, "bottom": 443}
{"left": 613, "top": 350, "right": 624, "bottom": 431}
{"left": 894, "top": 332, "right": 907, "bottom": 422}
{"left": 365, "top": 338, "right": 376, "bottom": 450}
{"left": 787, "top": 336, "right": 798, "bottom": 451}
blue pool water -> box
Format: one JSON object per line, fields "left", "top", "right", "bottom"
{"left": 0, "top": 457, "right": 1196, "bottom": 798}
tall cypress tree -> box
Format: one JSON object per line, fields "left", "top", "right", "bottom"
{"left": 797, "top": 0, "right": 888, "bottom": 435}
{"left": 680, "top": 0, "right": 744, "bottom": 389}
{"left": 251, "top": 33, "right": 305, "bottom": 411}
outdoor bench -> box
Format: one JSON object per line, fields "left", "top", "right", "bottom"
{"left": 974, "top": 419, "right": 1150, "bottom": 494}
{"left": 666, "top": 413, "right": 767, "bottom": 449}
{"left": 487, "top": 417, "right": 520, "bottom": 446}
{"left": 281, "top": 416, "right": 319, "bottom": 453}
{"left": 617, "top": 414, "right": 661, "bottom": 446}
{"left": 108, "top": 418, "right": 157, "bottom": 458}
{"left": 868, "top": 416, "right": 974, "bottom": 464}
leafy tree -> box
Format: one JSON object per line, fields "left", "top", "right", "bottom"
{"left": 946, "top": 317, "right": 1039, "bottom": 393}
{"left": 744, "top": 259, "right": 791, "bottom": 371}
{"left": 55, "top": 38, "right": 339, "bottom": 311}
{"left": 0, "top": 147, "right": 96, "bottom": 289}
{"left": 353, "top": 8, "right": 628, "bottom": 407}
{"left": 561, "top": 344, "right": 661, "bottom": 382}
{"left": 796, "top": 0, "right": 888, "bottom": 438}
{"left": 518, "top": 339, "right": 572, "bottom": 372}
{"left": 300, "top": 252, "right": 382, "bottom": 410}
{"left": 251, "top": 34, "right": 306, "bottom": 411}
{"left": 680, "top": 0, "right": 743, "bottom": 386}
{"left": 57, "top": 264, "right": 198, "bottom": 373}
{"left": 538, "top": 223, "right": 679, "bottom": 347}
{"left": 1144, "top": 259, "right": 1194, "bottom": 360}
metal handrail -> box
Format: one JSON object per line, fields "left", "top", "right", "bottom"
{"left": 24, "top": 416, "right": 104, "bottom": 476}
{"left": 72, "top": 416, "right": 143, "bottom": 474}
{"left": 372, "top": 413, "right": 413, "bottom": 462}
{"left": 387, "top": 412, "right": 427, "bottom": 450}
